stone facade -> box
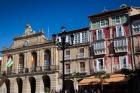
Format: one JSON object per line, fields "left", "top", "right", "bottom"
{"left": 1, "top": 25, "right": 60, "bottom": 93}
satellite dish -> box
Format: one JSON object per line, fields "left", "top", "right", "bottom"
{"left": 120, "top": 4, "right": 128, "bottom": 8}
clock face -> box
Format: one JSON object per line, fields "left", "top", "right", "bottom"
{"left": 23, "top": 41, "right": 29, "bottom": 47}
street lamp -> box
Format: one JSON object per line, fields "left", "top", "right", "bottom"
{"left": 57, "top": 26, "right": 74, "bottom": 93}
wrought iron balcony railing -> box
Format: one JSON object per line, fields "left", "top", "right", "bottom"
{"left": 6, "top": 65, "right": 59, "bottom": 76}
{"left": 77, "top": 53, "right": 84, "bottom": 58}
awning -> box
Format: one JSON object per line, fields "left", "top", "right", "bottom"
{"left": 103, "top": 74, "right": 129, "bottom": 84}
{"left": 78, "top": 74, "right": 129, "bottom": 86}
{"left": 79, "top": 76, "right": 100, "bottom": 85}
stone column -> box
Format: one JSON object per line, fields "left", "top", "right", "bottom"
{"left": 51, "top": 47, "right": 56, "bottom": 65}
{"left": 40, "top": 49, "right": 44, "bottom": 67}
{"left": 13, "top": 54, "right": 19, "bottom": 73}
{"left": 1, "top": 83, "right": 7, "bottom": 93}
{"left": 22, "top": 77, "right": 31, "bottom": 93}
{"left": 35, "top": 75, "right": 45, "bottom": 93}
{"left": 49, "top": 73, "right": 59, "bottom": 91}
{"left": 10, "top": 78, "right": 18, "bottom": 93}
{"left": 37, "top": 50, "right": 40, "bottom": 66}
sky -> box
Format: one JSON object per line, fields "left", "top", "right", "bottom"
{"left": 0, "top": 0, "right": 140, "bottom": 52}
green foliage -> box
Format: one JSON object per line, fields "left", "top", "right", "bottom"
{"left": 94, "top": 71, "right": 106, "bottom": 78}
{"left": 45, "top": 87, "right": 50, "bottom": 93}
{"left": 120, "top": 68, "right": 133, "bottom": 76}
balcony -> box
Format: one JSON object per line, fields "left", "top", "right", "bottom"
{"left": 94, "top": 66, "right": 105, "bottom": 72}
{"left": 80, "top": 68, "right": 86, "bottom": 73}
{"left": 93, "top": 41, "right": 106, "bottom": 55}
{"left": 6, "top": 65, "right": 59, "bottom": 77}
{"left": 77, "top": 53, "right": 84, "bottom": 58}
{"left": 64, "top": 55, "right": 71, "bottom": 60}
{"left": 65, "top": 69, "right": 71, "bottom": 74}
{"left": 114, "top": 38, "right": 128, "bottom": 53}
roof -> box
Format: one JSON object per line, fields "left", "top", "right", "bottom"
{"left": 58, "top": 27, "right": 89, "bottom": 36}
{"left": 130, "top": 14, "right": 140, "bottom": 22}
{"left": 14, "top": 31, "right": 44, "bottom": 41}
{"left": 89, "top": 6, "right": 131, "bottom": 19}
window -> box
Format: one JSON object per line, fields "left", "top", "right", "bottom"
{"left": 100, "top": 19, "right": 108, "bottom": 27}
{"left": 67, "top": 35, "right": 71, "bottom": 44}
{"left": 116, "top": 16, "right": 120, "bottom": 24}
{"left": 66, "top": 50, "right": 70, "bottom": 55}
{"left": 65, "top": 50, "right": 70, "bottom": 60}
{"left": 112, "top": 15, "right": 127, "bottom": 25}
{"left": 94, "top": 42, "right": 105, "bottom": 50}
{"left": 78, "top": 48, "right": 84, "bottom": 58}
{"left": 91, "top": 22, "right": 97, "bottom": 29}
{"left": 80, "top": 48, "right": 84, "bottom": 54}
{"left": 133, "top": 23, "right": 140, "bottom": 33}
{"left": 119, "top": 56, "right": 128, "bottom": 69}
{"left": 93, "top": 41, "right": 105, "bottom": 55}
{"left": 121, "top": 15, "right": 127, "bottom": 23}
{"left": 116, "top": 26, "right": 124, "bottom": 37}
{"left": 91, "top": 19, "right": 108, "bottom": 29}
{"left": 95, "top": 58, "right": 104, "bottom": 71}
{"left": 114, "top": 39, "right": 127, "bottom": 48}
{"left": 65, "top": 64, "right": 70, "bottom": 74}
{"left": 96, "top": 29, "right": 104, "bottom": 40}
{"left": 82, "top": 32, "right": 88, "bottom": 43}
{"left": 23, "top": 41, "right": 29, "bottom": 47}
{"left": 114, "top": 39, "right": 128, "bottom": 52}
{"left": 74, "top": 33, "right": 80, "bottom": 44}
{"left": 80, "top": 62, "right": 85, "bottom": 73}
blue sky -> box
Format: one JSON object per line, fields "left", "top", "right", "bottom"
{"left": 0, "top": 0, "right": 140, "bottom": 52}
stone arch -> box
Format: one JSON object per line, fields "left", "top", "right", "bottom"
{"left": 64, "top": 80, "right": 75, "bottom": 93}
{"left": 16, "top": 78, "right": 23, "bottom": 93}
{"left": 44, "top": 49, "right": 51, "bottom": 65}
{"left": 29, "top": 77, "right": 36, "bottom": 93}
{"left": 42, "top": 75, "right": 50, "bottom": 93}
{"left": 31, "top": 51, "right": 37, "bottom": 72}
{"left": 19, "top": 53, "right": 24, "bottom": 73}
{"left": 1, "top": 82, "right": 7, "bottom": 93}
{"left": 5, "top": 78, "right": 10, "bottom": 93}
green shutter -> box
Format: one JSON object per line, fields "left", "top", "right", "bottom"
{"left": 112, "top": 18, "right": 115, "bottom": 25}
{"left": 121, "top": 15, "right": 127, "bottom": 23}
{"left": 105, "top": 19, "right": 108, "bottom": 26}
{"left": 92, "top": 23, "right": 96, "bottom": 29}
{"left": 96, "top": 22, "right": 100, "bottom": 28}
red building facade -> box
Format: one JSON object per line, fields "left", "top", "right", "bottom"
{"left": 89, "top": 6, "right": 140, "bottom": 73}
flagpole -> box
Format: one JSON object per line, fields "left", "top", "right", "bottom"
{"left": 48, "top": 26, "right": 50, "bottom": 40}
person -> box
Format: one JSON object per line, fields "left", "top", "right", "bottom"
{"left": 84, "top": 90, "right": 88, "bottom": 93}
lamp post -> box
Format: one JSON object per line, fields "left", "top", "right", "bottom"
{"left": 57, "top": 26, "right": 74, "bottom": 93}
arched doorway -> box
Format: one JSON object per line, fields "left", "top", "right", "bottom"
{"left": 16, "top": 78, "right": 23, "bottom": 93}
{"left": 31, "top": 51, "right": 37, "bottom": 72}
{"left": 5, "top": 79, "right": 10, "bottom": 93}
{"left": 19, "top": 54, "right": 24, "bottom": 73}
{"left": 42, "top": 75, "right": 50, "bottom": 93}
{"left": 64, "top": 80, "right": 75, "bottom": 93}
{"left": 44, "top": 49, "right": 51, "bottom": 70}
{"left": 29, "top": 77, "right": 36, "bottom": 93}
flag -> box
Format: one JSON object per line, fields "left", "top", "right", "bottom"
{"left": 6, "top": 57, "right": 14, "bottom": 67}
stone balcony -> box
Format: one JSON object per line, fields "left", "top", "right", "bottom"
{"left": 4, "top": 65, "right": 59, "bottom": 78}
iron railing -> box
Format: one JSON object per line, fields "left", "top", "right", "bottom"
{"left": 6, "top": 65, "right": 59, "bottom": 76}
